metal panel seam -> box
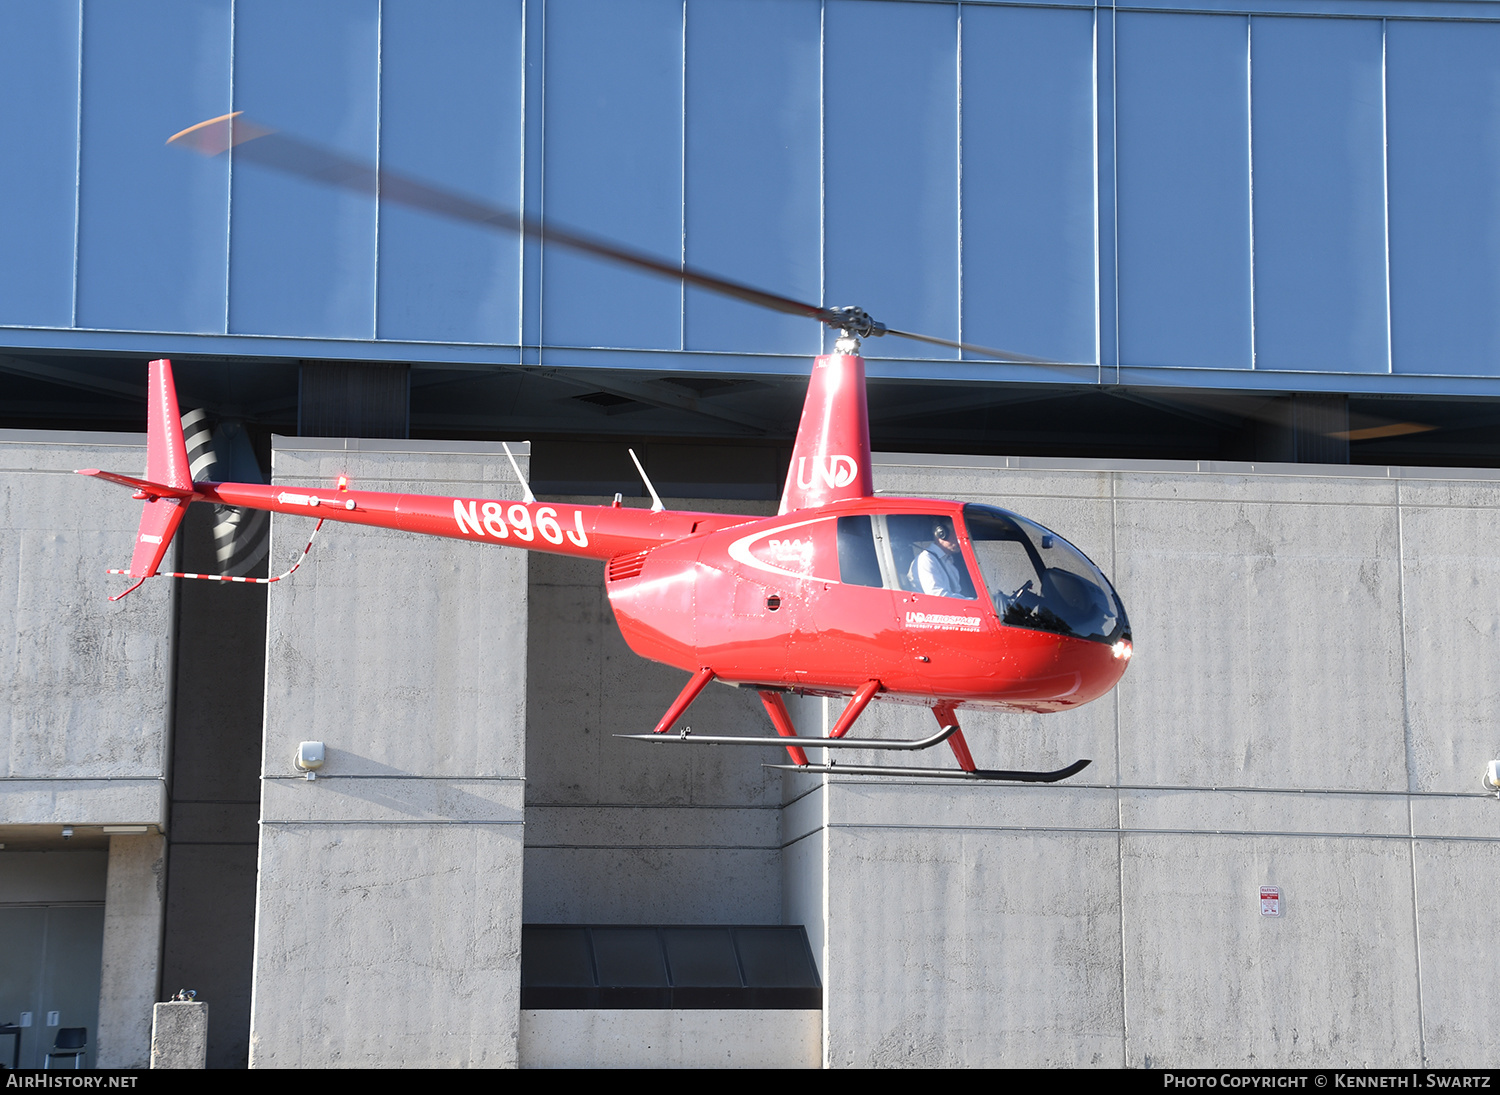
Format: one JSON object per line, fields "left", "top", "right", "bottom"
{"left": 372, "top": 0, "right": 384, "bottom": 341}
{"left": 69, "top": 0, "right": 82, "bottom": 329}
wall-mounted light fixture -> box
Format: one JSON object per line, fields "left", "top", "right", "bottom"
{"left": 295, "top": 741, "right": 326, "bottom": 781}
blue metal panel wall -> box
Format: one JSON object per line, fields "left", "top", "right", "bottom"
{"left": 1116, "top": 12, "right": 1253, "bottom": 372}
{"left": 229, "top": 0, "right": 380, "bottom": 339}
{"left": 542, "top": 0, "right": 684, "bottom": 351}
{"left": 684, "top": 0, "right": 822, "bottom": 356}
{"left": 0, "top": 1, "right": 78, "bottom": 329}
{"left": 2, "top": 0, "right": 1500, "bottom": 396}
{"left": 76, "top": 0, "right": 231, "bottom": 335}
{"left": 1250, "top": 16, "right": 1388, "bottom": 375}
{"left": 376, "top": 0, "right": 525, "bottom": 347}
{"left": 961, "top": 4, "right": 1096, "bottom": 367}
{"left": 1387, "top": 19, "right": 1500, "bottom": 377}
{"left": 825, "top": 0, "right": 960, "bottom": 358}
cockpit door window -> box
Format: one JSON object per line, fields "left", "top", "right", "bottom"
{"left": 837, "top": 513, "right": 978, "bottom": 601}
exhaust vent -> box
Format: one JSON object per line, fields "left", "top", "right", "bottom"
{"left": 607, "top": 550, "right": 650, "bottom": 582}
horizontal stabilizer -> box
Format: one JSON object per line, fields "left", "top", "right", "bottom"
{"left": 76, "top": 469, "right": 196, "bottom": 500}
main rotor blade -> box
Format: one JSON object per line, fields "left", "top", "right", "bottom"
{"left": 167, "top": 112, "right": 1054, "bottom": 366}
{"left": 170, "top": 113, "right": 829, "bottom": 322}
{"left": 882, "top": 326, "right": 1062, "bottom": 366}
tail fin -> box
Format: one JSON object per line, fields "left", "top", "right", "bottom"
{"left": 144, "top": 358, "right": 193, "bottom": 493}
{"left": 78, "top": 359, "right": 197, "bottom": 581}
{"left": 778, "top": 352, "right": 874, "bottom": 514}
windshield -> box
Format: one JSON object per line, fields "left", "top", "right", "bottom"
{"left": 962, "top": 504, "right": 1129, "bottom": 644}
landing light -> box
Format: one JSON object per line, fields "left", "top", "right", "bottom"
{"left": 1112, "top": 640, "right": 1132, "bottom": 661}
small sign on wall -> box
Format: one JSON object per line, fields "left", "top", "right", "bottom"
{"left": 1260, "top": 886, "right": 1282, "bottom": 917}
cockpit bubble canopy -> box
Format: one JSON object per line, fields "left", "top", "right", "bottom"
{"left": 962, "top": 504, "right": 1129, "bottom": 646}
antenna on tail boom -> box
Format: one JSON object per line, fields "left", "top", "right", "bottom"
{"left": 628, "top": 449, "right": 665, "bottom": 513}
{"left": 502, "top": 442, "right": 536, "bottom": 504}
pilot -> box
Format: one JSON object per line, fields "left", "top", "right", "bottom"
{"left": 913, "top": 520, "right": 972, "bottom": 598}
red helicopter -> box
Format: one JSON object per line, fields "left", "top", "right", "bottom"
{"left": 80, "top": 114, "right": 1133, "bottom": 783}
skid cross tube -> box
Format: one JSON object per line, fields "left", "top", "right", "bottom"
{"left": 932, "top": 701, "right": 977, "bottom": 772}
{"left": 651, "top": 667, "right": 717, "bottom": 736}
{"left": 762, "top": 759, "right": 1094, "bottom": 783}
{"left": 829, "top": 679, "right": 882, "bottom": 738}
{"left": 759, "top": 691, "right": 809, "bottom": 767}
{"left": 616, "top": 723, "right": 960, "bottom": 751}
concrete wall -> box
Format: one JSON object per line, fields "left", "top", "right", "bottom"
{"left": 523, "top": 498, "right": 783, "bottom": 926}
{"left": 778, "top": 454, "right": 1500, "bottom": 1069}
{"left": 249, "top": 438, "right": 531, "bottom": 1068}
{"left": 11, "top": 431, "right": 1500, "bottom": 1069}
{"left": 96, "top": 833, "right": 165, "bottom": 1068}
{"left": 518, "top": 1010, "right": 820, "bottom": 1068}
{"left": 0, "top": 431, "right": 172, "bottom": 1069}
{"left": 0, "top": 430, "right": 171, "bottom": 827}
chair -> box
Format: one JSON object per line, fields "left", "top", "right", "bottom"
{"left": 44, "top": 1027, "right": 86, "bottom": 1069}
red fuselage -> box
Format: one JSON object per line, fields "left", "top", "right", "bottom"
{"left": 604, "top": 496, "right": 1129, "bottom": 712}
{"left": 187, "top": 483, "right": 1128, "bottom": 712}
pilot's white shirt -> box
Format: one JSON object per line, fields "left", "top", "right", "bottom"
{"left": 915, "top": 543, "right": 966, "bottom": 598}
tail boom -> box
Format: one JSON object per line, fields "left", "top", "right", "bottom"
{"left": 83, "top": 357, "right": 752, "bottom": 589}
{"left": 202, "top": 482, "right": 750, "bottom": 562}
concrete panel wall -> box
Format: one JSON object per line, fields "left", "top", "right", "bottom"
{"left": 1397, "top": 477, "right": 1500, "bottom": 794}
{"left": 1121, "top": 833, "right": 1421, "bottom": 1067}
{"left": 1112, "top": 466, "right": 1405, "bottom": 789}
{"left": 518, "top": 1010, "right": 821, "bottom": 1068}
{"left": 523, "top": 498, "right": 784, "bottom": 926}
{"left": 787, "top": 454, "right": 1500, "bottom": 1069}
{"left": 0, "top": 433, "right": 172, "bottom": 1069}
{"left": 15, "top": 434, "right": 1500, "bottom": 1068}
{"left": 249, "top": 438, "right": 530, "bottom": 1068}
{"left": 1412, "top": 840, "right": 1500, "bottom": 1066}
{"left": 0, "top": 430, "right": 172, "bottom": 822}
{"left": 96, "top": 832, "right": 165, "bottom": 1069}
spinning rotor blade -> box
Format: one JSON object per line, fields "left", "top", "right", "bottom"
{"left": 1121, "top": 388, "right": 1438, "bottom": 442}
{"left": 882, "top": 326, "right": 1057, "bottom": 366}
{"left": 168, "top": 113, "right": 1053, "bottom": 366}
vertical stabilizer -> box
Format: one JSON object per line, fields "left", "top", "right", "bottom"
{"left": 128, "top": 359, "right": 194, "bottom": 577}
{"left": 778, "top": 353, "right": 874, "bottom": 514}
{"left": 146, "top": 359, "right": 192, "bottom": 491}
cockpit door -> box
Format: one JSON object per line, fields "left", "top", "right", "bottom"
{"left": 885, "top": 513, "right": 997, "bottom": 693}
{"left": 846, "top": 511, "right": 1000, "bottom": 695}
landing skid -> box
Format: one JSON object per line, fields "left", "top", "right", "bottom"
{"left": 763, "top": 758, "right": 1093, "bottom": 783}
{"left": 637, "top": 671, "right": 1091, "bottom": 784}
{"left": 615, "top": 722, "right": 960, "bottom": 751}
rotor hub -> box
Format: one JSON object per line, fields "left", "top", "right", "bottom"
{"left": 824, "top": 306, "right": 887, "bottom": 342}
